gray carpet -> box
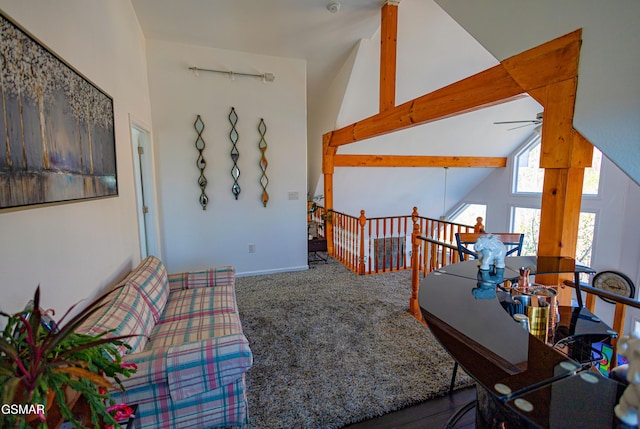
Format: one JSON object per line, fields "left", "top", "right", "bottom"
{"left": 235, "top": 257, "right": 472, "bottom": 429}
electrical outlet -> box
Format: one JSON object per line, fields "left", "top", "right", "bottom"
{"left": 248, "top": 243, "right": 256, "bottom": 253}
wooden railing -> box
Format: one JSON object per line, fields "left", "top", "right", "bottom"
{"left": 563, "top": 280, "right": 640, "bottom": 368}
{"left": 321, "top": 207, "right": 480, "bottom": 277}
{"left": 315, "top": 205, "right": 639, "bottom": 364}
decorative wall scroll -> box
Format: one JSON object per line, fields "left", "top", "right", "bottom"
{"left": 229, "top": 107, "right": 241, "bottom": 199}
{"left": 194, "top": 115, "right": 208, "bottom": 210}
{"left": 0, "top": 13, "right": 116, "bottom": 209}
{"left": 258, "top": 118, "right": 269, "bottom": 207}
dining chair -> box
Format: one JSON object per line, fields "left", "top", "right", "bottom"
{"left": 455, "top": 232, "right": 525, "bottom": 262}
{"left": 449, "top": 232, "right": 525, "bottom": 393}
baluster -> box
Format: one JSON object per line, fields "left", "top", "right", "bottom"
{"left": 383, "top": 218, "right": 388, "bottom": 272}
{"left": 358, "top": 211, "right": 366, "bottom": 274}
{"left": 375, "top": 218, "right": 380, "bottom": 273}
{"left": 612, "top": 302, "right": 626, "bottom": 369}
{"left": 390, "top": 218, "right": 394, "bottom": 271}
{"left": 367, "top": 219, "right": 372, "bottom": 273}
{"left": 338, "top": 213, "right": 343, "bottom": 263}
{"left": 356, "top": 216, "right": 360, "bottom": 271}
{"left": 448, "top": 223, "right": 454, "bottom": 265}
{"left": 409, "top": 208, "right": 426, "bottom": 324}
{"left": 397, "top": 216, "right": 402, "bottom": 270}
{"left": 349, "top": 215, "right": 355, "bottom": 270}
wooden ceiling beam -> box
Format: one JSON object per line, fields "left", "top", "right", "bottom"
{"left": 380, "top": 2, "right": 398, "bottom": 112}
{"left": 334, "top": 154, "right": 506, "bottom": 168}
{"left": 501, "top": 29, "right": 581, "bottom": 95}
{"left": 324, "top": 29, "right": 583, "bottom": 149}
{"left": 327, "top": 64, "right": 525, "bottom": 148}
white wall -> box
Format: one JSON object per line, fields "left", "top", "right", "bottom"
{"left": 436, "top": 0, "right": 640, "bottom": 187}
{"left": 313, "top": 0, "right": 542, "bottom": 218}
{"left": 455, "top": 139, "right": 640, "bottom": 335}
{"left": 306, "top": 41, "right": 360, "bottom": 196}
{"left": 0, "top": 1, "right": 153, "bottom": 317}
{"left": 145, "top": 40, "right": 308, "bottom": 275}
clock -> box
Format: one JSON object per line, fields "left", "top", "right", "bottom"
{"left": 592, "top": 271, "right": 635, "bottom": 304}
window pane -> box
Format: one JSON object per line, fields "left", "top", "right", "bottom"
{"left": 583, "top": 148, "right": 602, "bottom": 195}
{"left": 450, "top": 203, "right": 487, "bottom": 228}
{"left": 511, "top": 207, "right": 540, "bottom": 255}
{"left": 514, "top": 142, "right": 602, "bottom": 196}
{"left": 511, "top": 207, "right": 596, "bottom": 266}
{"left": 515, "top": 141, "right": 544, "bottom": 193}
{"left": 576, "top": 212, "right": 596, "bottom": 266}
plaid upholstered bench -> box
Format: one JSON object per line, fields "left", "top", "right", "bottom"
{"left": 77, "top": 256, "right": 253, "bottom": 429}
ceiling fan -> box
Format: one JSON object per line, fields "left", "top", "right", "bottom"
{"left": 494, "top": 112, "right": 543, "bottom": 130}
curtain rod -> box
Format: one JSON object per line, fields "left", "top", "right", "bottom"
{"left": 188, "top": 66, "right": 275, "bottom": 82}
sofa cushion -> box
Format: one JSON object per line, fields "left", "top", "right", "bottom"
{"left": 125, "top": 256, "right": 169, "bottom": 323}
{"left": 78, "top": 284, "right": 153, "bottom": 356}
{"left": 168, "top": 266, "right": 235, "bottom": 291}
{"left": 166, "top": 334, "right": 252, "bottom": 401}
{"left": 146, "top": 286, "right": 242, "bottom": 349}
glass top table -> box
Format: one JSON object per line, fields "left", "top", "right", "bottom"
{"left": 419, "top": 257, "right": 625, "bottom": 428}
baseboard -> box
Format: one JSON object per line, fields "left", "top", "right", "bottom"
{"left": 236, "top": 265, "right": 309, "bottom": 277}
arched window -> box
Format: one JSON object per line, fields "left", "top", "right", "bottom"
{"left": 513, "top": 136, "right": 602, "bottom": 196}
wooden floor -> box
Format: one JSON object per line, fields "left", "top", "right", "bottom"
{"left": 342, "top": 387, "right": 476, "bottom": 429}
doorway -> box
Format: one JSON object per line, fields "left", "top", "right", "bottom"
{"left": 130, "top": 118, "right": 160, "bottom": 259}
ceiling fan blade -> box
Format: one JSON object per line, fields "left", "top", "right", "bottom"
{"left": 493, "top": 120, "right": 539, "bottom": 125}
{"left": 507, "top": 123, "right": 537, "bottom": 131}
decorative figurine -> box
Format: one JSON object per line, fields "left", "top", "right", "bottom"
{"left": 615, "top": 332, "right": 640, "bottom": 426}
{"left": 474, "top": 234, "right": 507, "bottom": 270}
{"left": 472, "top": 267, "right": 505, "bottom": 300}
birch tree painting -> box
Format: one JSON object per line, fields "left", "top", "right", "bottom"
{"left": 0, "top": 14, "right": 117, "bottom": 209}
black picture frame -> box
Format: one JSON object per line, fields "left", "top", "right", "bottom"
{"left": 0, "top": 12, "right": 117, "bottom": 210}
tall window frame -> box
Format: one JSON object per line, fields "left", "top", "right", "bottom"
{"left": 510, "top": 206, "right": 598, "bottom": 267}
{"left": 448, "top": 203, "right": 487, "bottom": 228}
{"left": 512, "top": 133, "right": 603, "bottom": 197}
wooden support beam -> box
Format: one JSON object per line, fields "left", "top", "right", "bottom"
{"left": 501, "top": 29, "right": 582, "bottom": 95}
{"left": 323, "top": 29, "right": 582, "bottom": 149}
{"left": 333, "top": 154, "right": 507, "bottom": 168}
{"left": 326, "top": 65, "right": 525, "bottom": 148}
{"left": 534, "top": 75, "right": 592, "bottom": 305}
{"left": 322, "top": 134, "right": 337, "bottom": 254}
{"left": 380, "top": 2, "right": 398, "bottom": 112}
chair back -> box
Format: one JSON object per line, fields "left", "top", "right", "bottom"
{"left": 455, "top": 232, "right": 525, "bottom": 261}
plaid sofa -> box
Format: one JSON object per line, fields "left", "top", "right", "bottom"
{"left": 78, "top": 256, "right": 253, "bottom": 428}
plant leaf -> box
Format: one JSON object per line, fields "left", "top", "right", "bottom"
{"left": 51, "top": 366, "right": 114, "bottom": 389}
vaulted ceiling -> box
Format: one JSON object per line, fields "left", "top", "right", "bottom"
{"left": 131, "top": 0, "right": 639, "bottom": 217}
{"left": 131, "top": 0, "right": 382, "bottom": 112}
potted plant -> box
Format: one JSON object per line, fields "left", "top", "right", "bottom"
{"left": 0, "top": 286, "right": 137, "bottom": 429}
{"left": 307, "top": 194, "right": 332, "bottom": 238}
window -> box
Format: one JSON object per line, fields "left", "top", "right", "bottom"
{"left": 514, "top": 139, "right": 544, "bottom": 193}
{"left": 575, "top": 212, "right": 596, "bottom": 266}
{"left": 449, "top": 203, "right": 487, "bottom": 228}
{"left": 514, "top": 139, "right": 602, "bottom": 195}
{"left": 511, "top": 207, "right": 597, "bottom": 265}
{"left": 583, "top": 149, "right": 603, "bottom": 195}
{"left": 511, "top": 207, "right": 540, "bottom": 256}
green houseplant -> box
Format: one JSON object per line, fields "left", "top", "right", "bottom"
{"left": 0, "top": 286, "right": 137, "bottom": 429}
{"left": 307, "top": 194, "right": 333, "bottom": 237}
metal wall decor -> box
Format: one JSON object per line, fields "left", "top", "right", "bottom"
{"left": 194, "top": 115, "right": 208, "bottom": 210}
{"left": 258, "top": 119, "right": 269, "bottom": 207}
{"left": 229, "top": 107, "right": 241, "bottom": 199}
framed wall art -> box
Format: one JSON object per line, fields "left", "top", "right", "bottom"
{"left": 0, "top": 12, "right": 117, "bottom": 210}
